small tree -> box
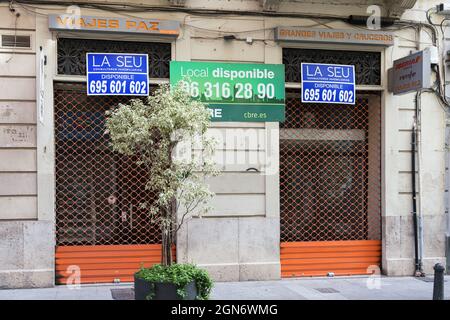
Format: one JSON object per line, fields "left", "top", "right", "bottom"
{"left": 105, "top": 84, "right": 217, "bottom": 266}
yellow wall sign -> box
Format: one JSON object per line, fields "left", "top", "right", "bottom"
{"left": 48, "top": 14, "right": 180, "bottom": 36}
{"left": 275, "top": 27, "right": 394, "bottom": 46}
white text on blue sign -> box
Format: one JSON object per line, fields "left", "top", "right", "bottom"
{"left": 86, "top": 53, "right": 149, "bottom": 96}
{"left": 301, "top": 63, "right": 355, "bottom": 105}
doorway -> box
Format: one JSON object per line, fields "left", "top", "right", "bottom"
{"left": 280, "top": 90, "right": 382, "bottom": 277}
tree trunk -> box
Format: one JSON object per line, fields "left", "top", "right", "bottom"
{"left": 161, "top": 143, "right": 177, "bottom": 267}
{"left": 161, "top": 198, "right": 176, "bottom": 266}
{"left": 161, "top": 222, "right": 173, "bottom": 266}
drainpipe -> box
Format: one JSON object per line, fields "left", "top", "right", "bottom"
{"left": 445, "top": 118, "right": 450, "bottom": 274}
{"left": 413, "top": 92, "right": 425, "bottom": 276}
{"left": 412, "top": 120, "right": 423, "bottom": 276}
{"left": 413, "top": 28, "right": 425, "bottom": 277}
{"left": 411, "top": 122, "right": 419, "bottom": 274}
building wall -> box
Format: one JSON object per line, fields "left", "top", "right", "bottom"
{"left": 0, "top": 0, "right": 447, "bottom": 288}
{"left": 382, "top": 0, "right": 447, "bottom": 275}
{"left": 175, "top": 14, "right": 282, "bottom": 279}
{"left": 0, "top": 5, "right": 54, "bottom": 288}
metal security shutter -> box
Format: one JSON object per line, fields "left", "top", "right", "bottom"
{"left": 54, "top": 83, "right": 168, "bottom": 284}
{"left": 280, "top": 90, "right": 382, "bottom": 277}
{"left": 55, "top": 245, "right": 176, "bottom": 284}
{"left": 54, "top": 38, "right": 172, "bottom": 284}
{"left": 280, "top": 48, "right": 382, "bottom": 278}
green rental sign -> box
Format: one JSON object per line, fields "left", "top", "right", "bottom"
{"left": 170, "top": 61, "right": 285, "bottom": 122}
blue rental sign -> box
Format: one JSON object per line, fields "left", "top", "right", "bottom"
{"left": 86, "top": 53, "right": 149, "bottom": 96}
{"left": 301, "top": 63, "right": 355, "bottom": 105}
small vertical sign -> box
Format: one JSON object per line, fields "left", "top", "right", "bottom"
{"left": 38, "top": 47, "right": 45, "bottom": 124}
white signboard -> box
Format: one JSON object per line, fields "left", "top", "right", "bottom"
{"left": 38, "top": 47, "right": 45, "bottom": 124}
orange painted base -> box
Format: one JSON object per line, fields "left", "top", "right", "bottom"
{"left": 281, "top": 240, "right": 381, "bottom": 278}
{"left": 55, "top": 244, "right": 174, "bottom": 284}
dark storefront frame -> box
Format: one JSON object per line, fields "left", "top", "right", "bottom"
{"left": 280, "top": 48, "right": 382, "bottom": 277}
{"left": 54, "top": 38, "right": 172, "bottom": 284}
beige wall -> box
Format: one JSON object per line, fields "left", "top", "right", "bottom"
{"left": 0, "top": 5, "right": 54, "bottom": 289}
{"left": 0, "top": 6, "right": 37, "bottom": 220}
{"left": 381, "top": 0, "right": 447, "bottom": 275}
{"left": 174, "top": 14, "right": 282, "bottom": 280}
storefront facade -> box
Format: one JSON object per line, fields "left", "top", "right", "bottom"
{"left": 0, "top": 0, "right": 448, "bottom": 288}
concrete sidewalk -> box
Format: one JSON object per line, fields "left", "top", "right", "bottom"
{"left": 0, "top": 276, "right": 449, "bottom": 300}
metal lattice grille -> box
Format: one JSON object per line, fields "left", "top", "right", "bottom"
{"left": 283, "top": 48, "right": 381, "bottom": 85}
{"left": 280, "top": 91, "right": 381, "bottom": 242}
{"left": 57, "top": 38, "right": 171, "bottom": 78}
{"left": 55, "top": 83, "right": 161, "bottom": 246}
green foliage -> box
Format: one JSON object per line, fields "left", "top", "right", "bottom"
{"left": 135, "top": 264, "right": 214, "bottom": 300}
{"left": 105, "top": 83, "right": 217, "bottom": 220}
{"left": 105, "top": 83, "right": 218, "bottom": 266}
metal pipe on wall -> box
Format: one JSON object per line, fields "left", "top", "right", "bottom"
{"left": 445, "top": 118, "right": 450, "bottom": 274}
{"left": 412, "top": 122, "right": 420, "bottom": 275}
{"left": 413, "top": 92, "right": 425, "bottom": 276}
{"left": 413, "top": 30, "right": 425, "bottom": 277}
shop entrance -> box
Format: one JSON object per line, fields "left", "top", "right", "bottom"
{"left": 54, "top": 39, "right": 171, "bottom": 284}
{"left": 280, "top": 49, "right": 382, "bottom": 277}
{"left": 54, "top": 83, "right": 164, "bottom": 284}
